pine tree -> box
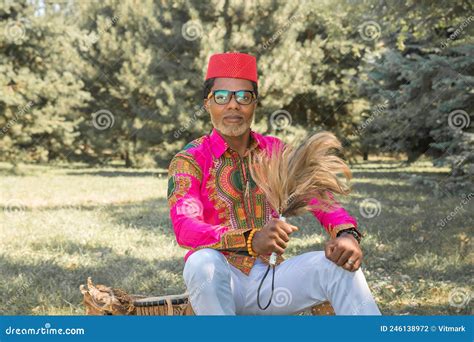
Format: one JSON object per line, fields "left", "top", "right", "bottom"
{"left": 72, "top": 0, "right": 203, "bottom": 167}
{"left": 0, "top": 0, "right": 90, "bottom": 165}
{"left": 358, "top": 0, "right": 473, "bottom": 190}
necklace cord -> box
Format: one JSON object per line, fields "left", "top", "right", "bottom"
{"left": 257, "top": 263, "right": 275, "bottom": 310}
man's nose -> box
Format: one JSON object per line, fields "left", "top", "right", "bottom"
{"left": 225, "top": 94, "right": 241, "bottom": 110}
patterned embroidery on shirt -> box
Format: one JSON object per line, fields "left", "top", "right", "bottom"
{"left": 225, "top": 254, "right": 256, "bottom": 276}
{"left": 205, "top": 158, "right": 232, "bottom": 227}
{"left": 206, "top": 155, "right": 246, "bottom": 229}
{"left": 167, "top": 175, "right": 192, "bottom": 208}
{"left": 225, "top": 254, "right": 285, "bottom": 276}
{"left": 168, "top": 154, "right": 202, "bottom": 181}
{"left": 193, "top": 228, "right": 250, "bottom": 251}
{"left": 183, "top": 136, "right": 206, "bottom": 151}
{"left": 328, "top": 223, "right": 358, "bottom": 239}
{"left": 205, "top": 148, "right": 273, "bottom": 231}
{"left": 223, "top": 231, "right": 247, "bottom": 248}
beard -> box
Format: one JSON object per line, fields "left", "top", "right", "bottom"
{"left": 211, "top": 112, "right": 255, "bottom": 137}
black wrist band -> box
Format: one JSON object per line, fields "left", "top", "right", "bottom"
{"left": 336, "top": 228, "right": 362, "bottom": 244}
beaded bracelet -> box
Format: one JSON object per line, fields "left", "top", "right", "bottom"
{"left": 246, "top": 229, "right": 258, "bottom": 257}
{"left": 336, "top": 227, "right": 362, "bottom": 244}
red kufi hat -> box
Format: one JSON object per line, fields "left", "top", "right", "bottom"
{"left": 205, "top": 52, "right": 258, "bottom": 83}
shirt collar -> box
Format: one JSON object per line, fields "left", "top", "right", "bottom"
{"left": 209, "top": 128, "right": 264, "bottom": 159}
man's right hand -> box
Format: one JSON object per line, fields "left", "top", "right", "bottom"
{"left": 251, "top": 218, "right": 299, "bottom": 255}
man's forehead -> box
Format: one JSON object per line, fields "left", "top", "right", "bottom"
{"left": 212, "top": 77, "right": 253, "bottom": 90}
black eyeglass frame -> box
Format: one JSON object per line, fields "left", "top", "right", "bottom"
{"left": 206, "top": 89, "right": 258, "bottom": 105}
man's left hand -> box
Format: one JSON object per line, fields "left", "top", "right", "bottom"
{"left": 324, "top": 233, "right": 362, "bottom": 272}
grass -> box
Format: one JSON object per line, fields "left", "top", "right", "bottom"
{"left": 0, "top": 159, "right": 472, "bottom": 315}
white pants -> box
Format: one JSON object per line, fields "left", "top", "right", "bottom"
{"left": 183, "top": 248, "right": 381, "bottom": 315}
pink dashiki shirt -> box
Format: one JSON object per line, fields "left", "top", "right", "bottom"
{"left": 167, "top": 128, "right": 359, "bottom": 275}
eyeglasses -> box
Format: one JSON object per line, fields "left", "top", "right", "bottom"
{"left": 207, "top": 89, "right": 257, "bottom": 105}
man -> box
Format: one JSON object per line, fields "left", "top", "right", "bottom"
{"left": 167, "top": 52, "right": 380, "bottom": 315}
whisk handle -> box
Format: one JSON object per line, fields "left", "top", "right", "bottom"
{"left": 269, "top": 215, "right": 285, "bottom": 265}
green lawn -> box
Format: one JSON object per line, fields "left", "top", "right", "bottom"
{"left": 0, "top": 160, "right": 472, "bottom": 315}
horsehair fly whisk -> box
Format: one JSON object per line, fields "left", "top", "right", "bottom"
{"left": 249, "top": 131, "right": 353, "bottom": 310}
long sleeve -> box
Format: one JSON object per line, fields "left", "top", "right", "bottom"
{"left": 267, "top": 136, "right": 360, "bottom": 240}
{"left": 167, "top": 153, "right": 251, "bottom": 252}
{"left": 309, "top": 195, "right": 359, "bottom": 239}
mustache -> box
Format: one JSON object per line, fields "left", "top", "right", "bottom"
{"left": 223, "top": 113, "right": 244, "bottom": 119}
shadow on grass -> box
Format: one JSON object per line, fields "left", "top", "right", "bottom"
{"left": 0, "top": 247, "right": 186, "bottom": 315}
{"left": 381, "top": 303, "right": 472, "bottom": 315}
{"left": 352, "top": 170, "right": 450, "bottom": 180}
{"left": 1, "top": 198, "right": 175, "bottom": 238}
{"left": 351, "top": 182, "right": 418, "bottom": 195}
{"left": 105, "top": 198, "right": 175, "bottom": 237}
{"left": 29, "top": 240, "right": 114, "bottom": 256}
{"left": 65, "top": 170, "right": 168, "bottom": 177}
{"left": 351, "top": 161, "right": 406, "bottom": 169}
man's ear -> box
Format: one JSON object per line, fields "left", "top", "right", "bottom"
{"left": 204, "top": 99, "right": 210, "bottom": 113}
{"left": 252, "top": 99, "right": 258, "bottom": 110}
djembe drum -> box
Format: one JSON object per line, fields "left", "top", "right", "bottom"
{"left": 80, "top": 277, "right": 335, "bottom": 316}
{"left": 133, "top": 294, "right": 194, "bottom": 316}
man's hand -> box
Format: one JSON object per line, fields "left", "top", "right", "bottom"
{"left": 325, "top": 233, "right": 363, "bottom": 272}
{"left": 252, "top": 218, "right": 298, "bottom": 255}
